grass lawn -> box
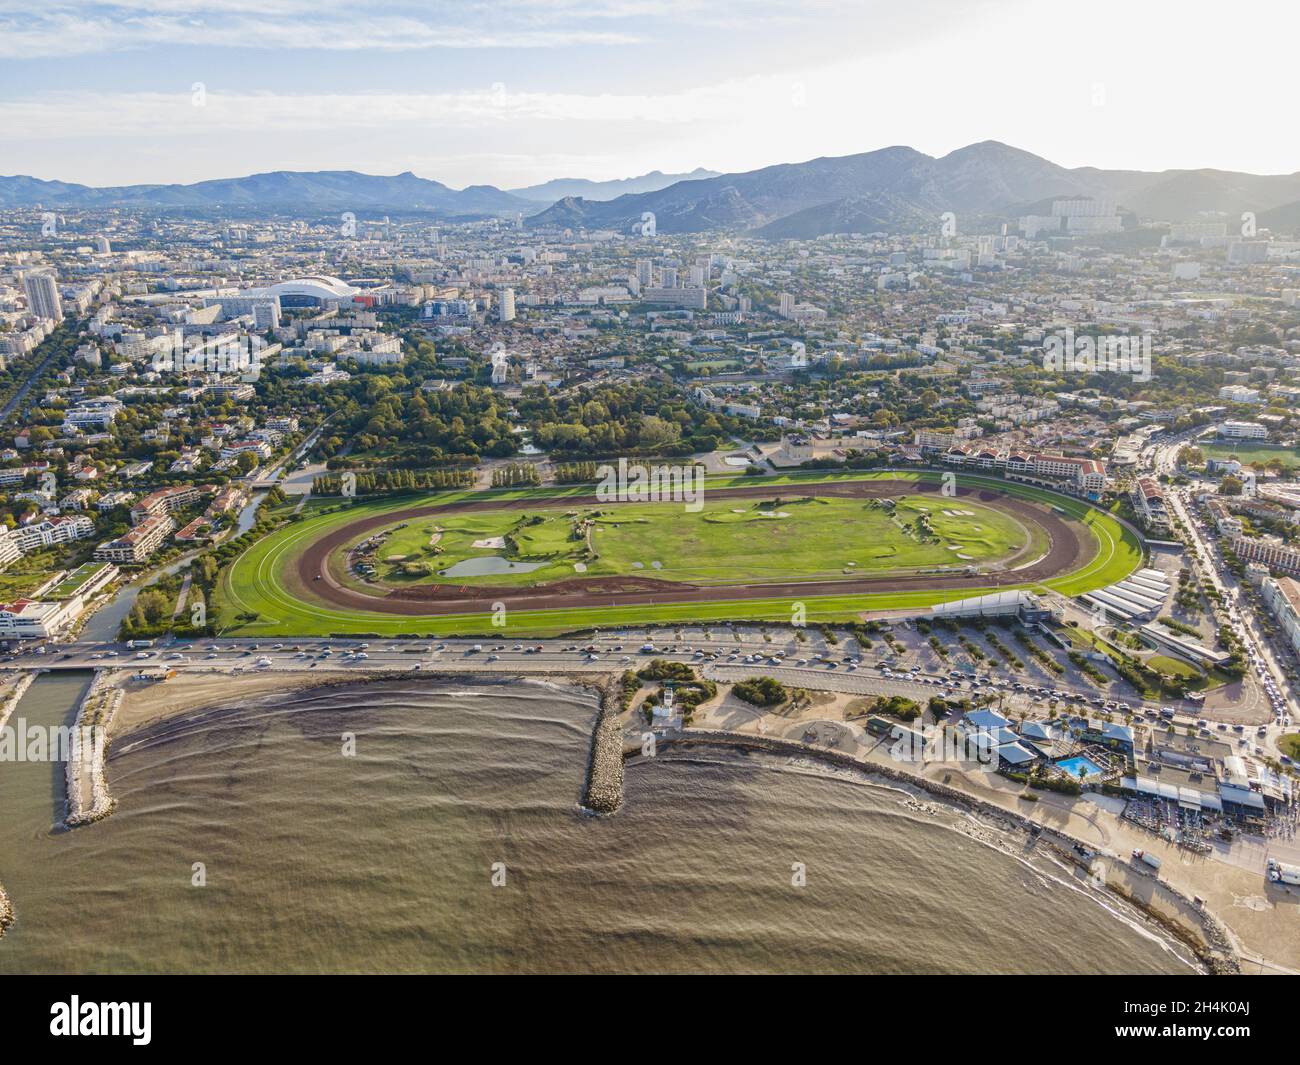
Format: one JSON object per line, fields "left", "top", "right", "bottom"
{"left": 214, "top": 469, "right": 1143, "bottom": 637}
{"left": 1280, "top": 734, "right": 1300, "bottom": 760}
{"left": 1201, "top": 442, "right": 1300, "bottom": 471}
{"left": 346, "top": 492, "right": 1029, "bottom": 589}
{"left": 1148, "top": 654, "right": 1203, "bottom": 679}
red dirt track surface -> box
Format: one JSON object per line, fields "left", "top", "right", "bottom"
{"left": 295, "top": 479, "right": 1092, "bottom": 617}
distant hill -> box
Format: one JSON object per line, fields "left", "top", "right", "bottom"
{"left": 0, "top": 170, "right": 536, "bottom": 216}
{"left": 508, "top": 168, "right": 719, "bottom": 202}
{"left": 7, "top": 147, "right": 1300, "bottom": 237}
{"left": 525, "top": 141, "right": 1300, "bottom": 238}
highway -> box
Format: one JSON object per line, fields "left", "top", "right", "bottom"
{"left": 0, "top": 626, "right": 1230, "bottom": 732}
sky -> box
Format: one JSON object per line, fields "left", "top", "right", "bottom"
{"left": 2, "top": 0, "right": 1297, "bottom": 189}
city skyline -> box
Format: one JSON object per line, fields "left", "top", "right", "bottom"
{"left": 3, "top": 0, "right": 1299, "bottom": 188}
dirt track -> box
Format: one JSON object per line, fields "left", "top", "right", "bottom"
{"left": 294, "top": 479, "right": 1092, "bottom": 617}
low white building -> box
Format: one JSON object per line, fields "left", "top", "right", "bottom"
{"left": 0, "top": 597, "right": 83, "bottom": 639}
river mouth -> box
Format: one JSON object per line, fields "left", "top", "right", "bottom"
{"left": 439, "top": 556, "right": 548, "bottom": 577}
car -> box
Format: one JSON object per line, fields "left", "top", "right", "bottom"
{"left": 487, "top": 654, "right": 499, "bottom": 662}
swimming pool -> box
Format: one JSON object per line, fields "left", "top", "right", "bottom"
{"left": 1056, "top": 755, "right": 1105, "bottom": 780}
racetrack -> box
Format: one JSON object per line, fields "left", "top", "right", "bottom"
{"left": 292, "top": 477, "right": 1092, "bottom": 616}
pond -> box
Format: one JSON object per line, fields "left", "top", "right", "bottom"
{"left": 439, "top": 556, "right": 548, "bottom": 577}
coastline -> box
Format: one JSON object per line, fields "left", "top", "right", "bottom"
{"left": 647, "top": 730, "right": 1234, "bottom": 973}
{"left": 80, "top": 666, "right": 1297, "bottom": 973}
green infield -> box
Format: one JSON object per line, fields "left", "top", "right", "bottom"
{"left": 214, "top": 470, "right": 1144, "bottom": 637}
{"left": 339, "top": 492, "right": 1033, "bottom": 590}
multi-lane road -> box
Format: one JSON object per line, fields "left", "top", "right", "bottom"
{"left": 1154, "top": 434, "right": 1298, "bottom": 758}
{"left": 0, "top": 624, "right": 1230, "bottom": 735}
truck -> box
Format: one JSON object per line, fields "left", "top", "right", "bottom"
{"left": 1132, "top": 849, "right": 1162, "bottom": 872}
{"left": 1267, "top": 858, "right": 1300, "bottom": 886}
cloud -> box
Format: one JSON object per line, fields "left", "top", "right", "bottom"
{"left": 1, "top": 81, "right": 778, "bottom": 138}
{"left": 0, "top": 5, "right": 648, "bottom": 58}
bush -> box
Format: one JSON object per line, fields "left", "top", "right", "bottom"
{"left": 733, "top": 676, "right": 787, "bottom": 707}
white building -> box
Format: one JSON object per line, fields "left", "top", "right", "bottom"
{"left": 1261, "top": 577, "right": 1300, "bottom": 657}
{"left": 0, "top": 597, "right": 83, "bottom": 639}
{"left": 1217, "top": 421, "right": 1268, "bottom": 440}
{"left": 22, "top": 271, "right": 63, "bottom": 321}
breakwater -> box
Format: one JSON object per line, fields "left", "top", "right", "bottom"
{"left": 64, "top": 673, "right": 122, "bottom": 828}
{"left": 580, "top": 676, "right": 624, "bottom": 813}
{"left": 0, "top": 671, "right": 38, "bottom": 731}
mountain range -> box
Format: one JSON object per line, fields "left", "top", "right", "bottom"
{"left": 507, "top": 169, "right": 719, "bottom": 202}
{"left": 0, "top": 170, "right": 534, "bottom": 216}
{"left": 527, "top": 142, "right": 1300, "bottom": 237}
{"left": 5, "top": 143, "right": 1300, "bottom": 238}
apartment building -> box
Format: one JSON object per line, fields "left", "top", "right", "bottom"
{"left": 1230, "top": 535, "right": 1300, "bottom": 577}
{"left": 94, "top": 513, "right": 176, "bottom": 564}
{"left": 1217, "top": 421, "right": 1268, "bottom": 440}
{"left": 1261, "top": 577, "right": 1300, "bottom": 657}
{"left": 12, "top": 515, "right": 96, "bottom": 552}
{"left": 130, "top": 485, "right": 201, "bottom": 525}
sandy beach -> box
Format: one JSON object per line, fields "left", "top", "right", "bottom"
{"left": 105, "top": 668, "right": 392, "bottom": 738}
{"left": 685, "top": 686, "right": 1300, "bottom": 975}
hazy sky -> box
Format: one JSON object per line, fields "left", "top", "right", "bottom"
{"left": 2, "top": 0, "right": 1296, "bottom": 188}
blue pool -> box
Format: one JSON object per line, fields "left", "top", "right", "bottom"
{"left": 1056, "top": 755, "right": 1105, "bottom": 780}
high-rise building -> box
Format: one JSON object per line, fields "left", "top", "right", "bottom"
{"left": 94, "top": 235, "right": 112, "bottom": 254}
{"left": 636, "top": 260, "right": 653, "bottom": 288}
{"left": 22, "top": 271, "right": 63, "bottom": 321}
{"left": 497, "top": 287, "right": 516, "bottom": 322}
{"left": 252, "top": 302, "right": 281, "bottom": 330}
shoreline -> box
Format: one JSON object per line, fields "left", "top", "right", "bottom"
{"left": 76, "top": 666, "right": 1294, "bottom": 972}
{"left": 647, "top": 730, "right": 1236, "bottom": 973}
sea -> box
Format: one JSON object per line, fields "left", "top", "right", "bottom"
{"left": 0, "top": 672, "right": 1198, "bottom": 974}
